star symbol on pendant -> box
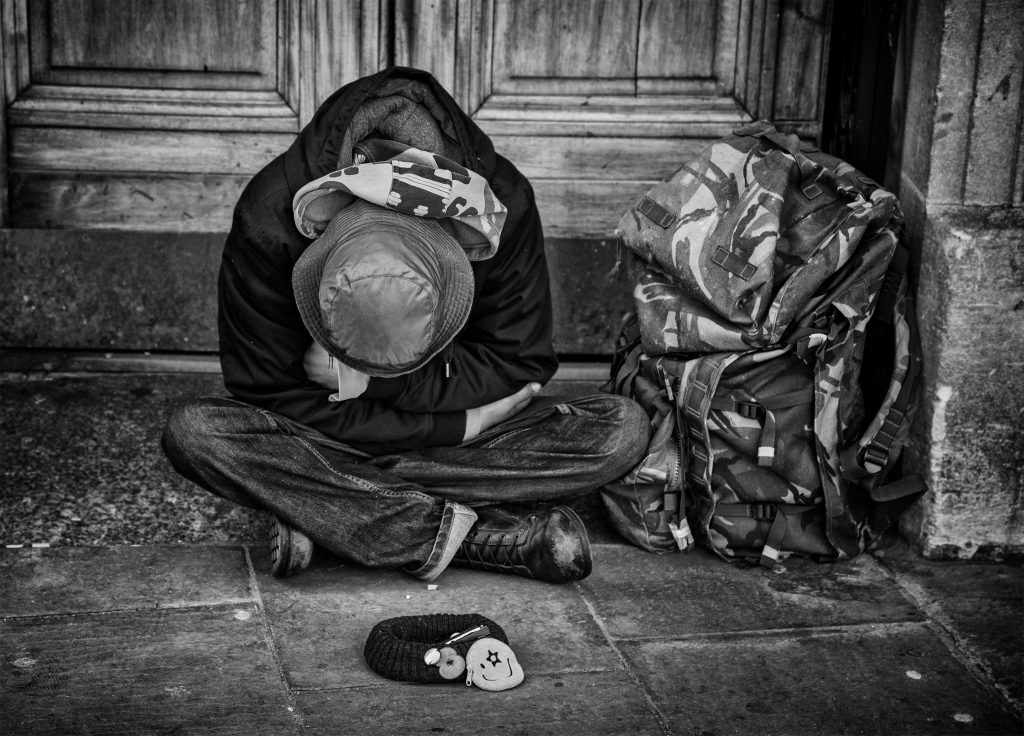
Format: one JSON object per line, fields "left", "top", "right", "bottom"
{"left": 486, "top": 650, "right": 502, "bottom": 666}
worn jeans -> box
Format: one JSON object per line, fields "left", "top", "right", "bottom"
{"left": 162, "top": 393, "right": 649, "bottom": 577}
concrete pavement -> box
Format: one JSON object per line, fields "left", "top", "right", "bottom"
{"left": 1, "top": 541, "right": 1020, "bottom": 735}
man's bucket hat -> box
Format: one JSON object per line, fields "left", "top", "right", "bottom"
{"left": 292, "top": 199, "right": 473, "bottom": 377}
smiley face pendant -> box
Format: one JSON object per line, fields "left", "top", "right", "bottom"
{"left": 464, "top": 638, "right": 524, "bottom": 691}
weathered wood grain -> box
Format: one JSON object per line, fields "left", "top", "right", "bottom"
{"left": 310, "top": 0, "right": 381, "bottom": 109}
{"left": 8, "top": 86, "right": 299, "bottom": 131}
{"left": 492, "top": 0, "right": 640, "bottom": 95}
{"left": 393, "top": 0, "right": 459, "bottom": 93}
{"left": 1, "top": 0, "right": 29, "bottom": 102}
{"left": 454, "top": 0, "right": 493, "bottom": 113}
{"left": 9, "top": 172, "right": 248, "bottom": 231}
{"left": 30, "top": 0, "right": 277, "bottom": 90}
{"left": 491, "top": 135, "right": 707, "bottom": 180}
{"left": 9, "top": 128, "right": 293, "bottom": 173}
{"left": 773, "top": 0, "right": 828, "bottom": 121}
{"left": 638, "top": 0, "right": 717, "bottom": 79}
{"left": 532, "top": 180, "right": 655, "bottom": 239}
{"left": 8, "top": 170, "right": 654, "bottom": 239}
{"left": 474, "top": 94, "right": 751, "bottom": 137}
{"left": 45, "top": 0, "right": 270, "bottom": 72}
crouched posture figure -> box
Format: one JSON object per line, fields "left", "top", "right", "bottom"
{"left": 162, "top": 68, "right": 649, "bottom": 583}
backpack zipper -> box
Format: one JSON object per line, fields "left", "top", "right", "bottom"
{"left": 658, "top": 360, "right": 694, "bottom": 551}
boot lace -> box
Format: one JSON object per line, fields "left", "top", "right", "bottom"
{"left": 460, "top": 530, "right": 527, "bottom": 573}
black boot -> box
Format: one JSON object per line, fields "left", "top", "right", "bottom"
{"left": 452, "top": 505, "right": 592, "bottom": 583}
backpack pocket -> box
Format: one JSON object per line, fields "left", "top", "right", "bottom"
{"left": 601, "top": 331, "right": 692, "bottom": 553}
{"left": 680, "top": 349, "right": 833, "bottom": 566}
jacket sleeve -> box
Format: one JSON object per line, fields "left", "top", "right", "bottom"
{"left": 360, "top": 158, "right": 559, "bottom": 412}
{"left": 218, "top": 168, "right": 466, "bottom": 454}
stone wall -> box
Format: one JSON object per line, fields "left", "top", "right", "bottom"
{"left": 889, "top": 0, "right": 1023, "bottom": 557}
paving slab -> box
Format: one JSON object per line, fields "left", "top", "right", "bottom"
{"left": 580, "top": 544, "right": 922, "bottom": 638}
{"left": 0, "top": 546, "right": 252, "bottom": 616}
{"left": 620, "top": 623, "right": 1023, "bottom": 736}
{"left": 253, "top": 552, "right": 614, "bottom": 689}
{"left": 876, "top": 545, "right": 1024, "bottom": 710}
{"left": 294, "top": 671, "right": 665, "bottom": 736}
{"left": 0, "top": 604, "right": 298, "bottom": 736}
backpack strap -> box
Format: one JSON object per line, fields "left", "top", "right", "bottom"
{"left": 867, "top": 474, "right": 928, "bottom": 538}
{"left": 839, "top": 242, "right": 928, "bottom": 538}
{"left": 605, "top": 313, "right": 644, "bottom": 396}
{"left": 740, "top": 123, "right": 824, "bottom": 198}
{"left": 679, "top": 354, "right": 740, "bottom": 493}
{"left": 842, "top": 243, "right": 923, "bottom": 479}
{"left": 710, "top": 389, "right": 812, "bottom": 466}
{"left": 715, "top": 503, "right": 819, "bottom": 568}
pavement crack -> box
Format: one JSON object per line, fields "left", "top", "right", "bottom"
{"left": 244, "top": 545, "right": 307, "bottom": 734}
{"left": 576, "top": 581, "right": 673, "bottom": 736}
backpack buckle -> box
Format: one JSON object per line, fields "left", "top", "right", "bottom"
{"left": 736, "top": 401, "right": 765, "bottom": 420}
{"left": 749, "top": 503, "right": 776, "bottom": 520}
{"left": 863, "top": 445, "right": 888, "bottom": 473}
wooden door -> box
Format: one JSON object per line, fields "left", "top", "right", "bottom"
{"left": 1, "top": 0, "right": 831, "bottom": 361}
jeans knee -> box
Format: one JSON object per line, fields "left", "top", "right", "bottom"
{"left": 161, "top": 398, "right": 247, "bottom": 468}
{"left": 163, "top": 400, "right": 211, "bottom": 467}
{"left": 571, "top": 394, "right": 651, "bottom": 481}
{"left": 606, "top": 395, "right": 651, "bottom": 468}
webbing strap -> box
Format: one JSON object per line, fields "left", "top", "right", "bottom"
{"left": 757, "top": 411, "right": 777, "bottom": 467}
{"left": 681, "top": 354, "right": 734, "bottom": 493}
{"left": 867, "top": 474, "right": 928, "bottom": 538}
{"left": 715, "top": 504, "right": 818, "bottom": 568}
{"left": 614, "top": 344, "right": 644, "bottom": 398}
{"left": 856, "top": 265, "right": 923, "bottom": 478}
{"left": 709, "top": 389, "right": 810, "bottom": 413}
{"left": 874, "top": 243, "right": 910, "bottom": 325}
{"left": 870, "top": 474, "right": 927, "bottom": 504}
{"left": 709, "top": 390, "right": 811, "bottom": 467}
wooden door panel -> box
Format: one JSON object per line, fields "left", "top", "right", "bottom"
{"left": 3, "top": 0, "right": 382, "bottom": 232}
{"left": 638, "top": 0, "right": 718, "bottom": 80}
{"left": 493, "top": 0, "right": 640, "bottom": 95}
{"left": 33, "top": 0, "right": 275, "bottom": 89}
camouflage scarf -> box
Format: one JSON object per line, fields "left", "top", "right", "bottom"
{"left": 293, "top": 139, "right": 506, "bottom": 262}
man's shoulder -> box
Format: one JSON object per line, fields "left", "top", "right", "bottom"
{"left": 489, "top": 154, "right": 537, "bottom": 224}
{"left": 231, "top": 159, "right": 306, "bottom": 258}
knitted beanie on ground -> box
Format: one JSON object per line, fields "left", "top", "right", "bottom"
{"left": 364, "top": 613, "right": 507, "bottom": 683}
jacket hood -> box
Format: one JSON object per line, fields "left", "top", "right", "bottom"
{"left": 291, "top": 139, "right": 507, "bottom": 260}
{"left": 284, "top": 67, "right": 497, "bottom": 197}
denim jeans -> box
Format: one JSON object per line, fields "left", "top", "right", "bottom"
{"left": 162, "top": 393, "right": 649, "bottom": 577}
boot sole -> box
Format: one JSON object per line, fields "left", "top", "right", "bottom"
{"left": 270, "top": 516, "right": 313, "bottom": 578}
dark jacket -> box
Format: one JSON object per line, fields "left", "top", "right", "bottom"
{"left": 218, "top": 67, "right": 558, "bottom": 453}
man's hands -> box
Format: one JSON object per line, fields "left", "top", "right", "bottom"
{"left": 305, "top": 339, "right": 542, "bottom": 437}
{"left": 303, "top": 341, "right": 370, "bottom": 402}
{"left": 463, "top": 382, "right": 541, "bottom": 442}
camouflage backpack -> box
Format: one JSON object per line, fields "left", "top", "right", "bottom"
{"left": 601, "top": 121, "right": 926, "bottom": 566}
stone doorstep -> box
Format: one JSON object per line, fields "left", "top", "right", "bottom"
{"left": 0, "top": 349, "right": 611, "bottom": 384}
